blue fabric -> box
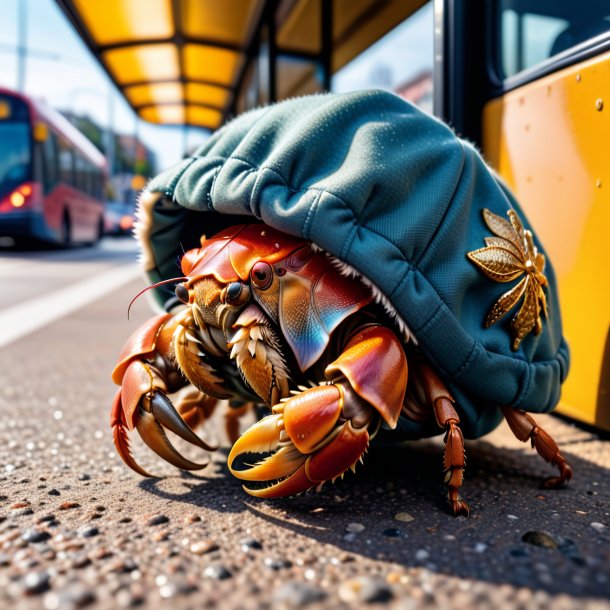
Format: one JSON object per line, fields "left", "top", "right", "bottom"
{"left": 143, "top": 90, "right": 569, "bottom": 439}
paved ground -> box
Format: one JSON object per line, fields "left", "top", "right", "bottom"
{"left": 0, "top": 240, "right": 609, "bottom": 610}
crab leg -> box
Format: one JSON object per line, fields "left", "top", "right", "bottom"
{"left": 416, "top": 363, "right": 469, "bottom": 517}
{"left": 501, "top": 406, "right": 573, "bottom": 487}
{"left": 111, "top": 312, "right": 218, "bottom": 476}
{"left": 228, "top": 325, "right": 407, "bottom": 496}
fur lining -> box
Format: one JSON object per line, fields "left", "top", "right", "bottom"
{"left": 133, "top": 189, "right": 160, "bottom": 273}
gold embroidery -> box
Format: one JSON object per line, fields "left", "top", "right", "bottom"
{"left": 467, "top": 209, "right": 548, "bottom": 350}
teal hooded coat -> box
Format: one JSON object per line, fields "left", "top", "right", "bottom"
{"left": 138, "top": 90, "right": 569, "bottom": 440}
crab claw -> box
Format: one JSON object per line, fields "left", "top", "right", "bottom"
{"left": 112, "top": 359, "right": 215, "bottom": 476}
{"left": 227, "top": 385, "right": 370, "bottom": 497}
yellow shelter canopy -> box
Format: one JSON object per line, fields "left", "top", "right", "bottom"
{"left": 57, "top": 0, "right": 425, "bottom": 130}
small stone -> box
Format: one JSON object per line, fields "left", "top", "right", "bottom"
{"left": 37, "top": 514, "right": 57, "bottom": 523}
{"left": 145, "top": 514, "right": 169, "bottom": 526}
{"left": 10, "top": 502, "right": 33, "bottom": 516}
{"left": 22, "top": 529, "right": 51, "bottom": 544}
{"left": 70, "top": 555, "right": 91, "bottom": 569}
{"left": 521, "top": 531, "right": 560, "bottom": 549}
{"left": 359, "top": 578, "right": 394, "bottom": 603}
{"left": 264, "top": 556, "right": 292, "bottom": 570}
{"left": 273, "top": 581, "right": 327, "bottom": 607}
{"left": 473, "top": 543, "right": 488, "bottom": 553}
{"left": 414, "top": 549, "right": 430, "bottom": 561}
{"left": 116, "top": 588, "right": 145, "bottom": 608}
{"left": 152, "top": 530, "right": 170, "bottom": 542}
{"left": 22, "top": 570, "right": 51, "bottom": 595}
{"left": 58, "top": 501, "right": 80, "bottom": 510}
{"left": 48, "top": 489, "right": 60, "bottom": 496}
{"left": 56, "top": 583, "right": 96, "bottom": 607}
{"left": 338, "top": 577, "right": 393, "bottom": 604}
{"left": 382, "top": 528, "right": 402, "bottom": 538}
{"left": 89, "top": 547, "right": 113, "bottom": 560}
{"left": 79, "top": 526, "right": 99, "bottom": 538}
{"left": 203, "top": 565, "right": 232, "bottom": 580}
{"left": 240, "top": 538, "right": 263, "bottom": 551}
{"left": 394, "top": 512, "right": 415, "bottom": 523}
{"left": 183, "top": 513, "right": 201, "bottom": 524}
{"left": 345, "top": 522, "right": 365, "bottom": 533}
{"left": 590, "top": 522, "right": 606, "bottom": 533}
{"left": 190, "top": 539, "right": 219, "bottom": 555}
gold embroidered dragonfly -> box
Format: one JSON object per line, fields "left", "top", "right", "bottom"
{"left": 467, "top": 208, "right": 548, "bottom": 351}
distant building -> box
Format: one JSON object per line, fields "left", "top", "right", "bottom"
{"left": 61, "top": 110, "right": 157, "bottom": 204}
{"left": 394, "top": 70, "right": 433, "bottom": 115}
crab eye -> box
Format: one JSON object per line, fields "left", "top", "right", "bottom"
{"left": 251, "top": 261, "right": 273, "bottom": 290}
{"left": 226, "top": 282, "right": 243, "bottom": 304}
{"left": 175, "top": 283, "right": 190, "bottom": 304}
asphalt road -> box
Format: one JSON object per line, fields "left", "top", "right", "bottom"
{"left": 0, "top": 238, "right": 609, "bottom": 610}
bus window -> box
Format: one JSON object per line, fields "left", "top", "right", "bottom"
{"left": 58, "top": 138, "right": 75, "bottom": 185}
{"left": 41, "top": 130, "right": 59, "bottom": 193}
{"left": 0, "top": 95, "right": 32, "bottom": 201}
{"left": 498, "top": 1, "right": 610, "bottom": 79}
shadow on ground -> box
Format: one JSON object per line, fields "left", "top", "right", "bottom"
{"left": 139, "top": 433, "right": 610, "bottom": 598}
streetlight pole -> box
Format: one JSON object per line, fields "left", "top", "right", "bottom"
{"left": 17, "top": 0, "right": 27, "bottom": 91}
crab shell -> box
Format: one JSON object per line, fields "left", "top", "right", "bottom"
{"left": 179, "top": 224, "right": 373, "bottom": 373}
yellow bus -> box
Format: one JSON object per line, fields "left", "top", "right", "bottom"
{"left": 433, "top": 0, "right": 610, "bottom": 430}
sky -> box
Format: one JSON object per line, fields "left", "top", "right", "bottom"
{"left": 0, "top": 0, "right": 433, "bottom": 173}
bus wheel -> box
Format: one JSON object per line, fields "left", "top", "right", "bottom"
{"left": 60, "top": 212, "right": 72, "bottom": 247}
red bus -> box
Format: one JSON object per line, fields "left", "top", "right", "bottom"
{"left": 0, "top": 87, "right": 106, "bottom": 246}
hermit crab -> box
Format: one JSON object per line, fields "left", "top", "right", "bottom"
{"left": 110, "top": 90, "right": 572, "bottom": 515}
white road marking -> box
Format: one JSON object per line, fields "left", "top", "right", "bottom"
{"left": 0, "top": 264, "right": 142, "bottom": 349}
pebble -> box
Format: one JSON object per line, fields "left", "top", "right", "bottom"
{"left": 78, "top": 473, "right": 91, "bottom": 481}
{"left": 590, "top": 522, "right": 606, "bottom": 533}
{"left": 78, "top": 526, "right": 99, "bottom": 538}
{"left": 338, "top": 577, "right": 394, "bottom": 604}
{"left": 152, "top": 530, "right": 170, "bottom": 542}
{"left": 70, "top": 555, "right": 91, "bottom": 569}
{"left": 58, "top": 501, "right": 80, "bottom": 510}
{"left": 22, "top": 529, "right": 51, "bottom": 544}
{"left": 115, "top": 588, "right": 145, "bottom": 608}
{"left": 22, "top": 570, "right": 51, "bottom": 595}
{"left": 264, "top": 556, "right": 292, "bottom": 570}
{"left": 89, "top": 547, "right": 113, "bottom": 560}
{"left": 382, "top": 528, "right": 402, "bottom": 538}
{"left": 43, "top": 583, "right": 96, "bottom": 608}
{"left": 394, "top": 512, "right": 415, "bottom": 523}
{"left": 203, "top": 564, "right": 232, "bottom": 580}
{"left": 240, "top": 538, "right": 263, "bottom": 551}
{"left": 158, "top": 579, "right": 197, "bottom": 598}
{"left": 190, "top": 539, "right": 219, "bottom": 555}
{"left": 10, "top": 502, "right": 33, "bottom": 516}
{"left": 273, "top": 581, "right": 327, "bottom": 608}
{"left": 521, "top": 531, "right": 560, "bottom": 549}
{"left": 145, "top": 514, "right": 169, "bottom": 526}
{"left": 183, "top": 513, "right": 201, "bottom": 524}
{"left": 48, "top": 489, "right": 60, "bottom": 496}
{"left": 37, "top": 514, "right": 57, "bottom": 523}
{"left": 345, "top": 522, "right": 365, "bottom": 533}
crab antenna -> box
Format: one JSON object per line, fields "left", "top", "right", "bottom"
{"left": 127, "top": 276, "right": 188, "bottom": 319}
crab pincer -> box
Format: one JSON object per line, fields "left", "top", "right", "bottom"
{"left": 228, "top": 325, "right": 408, "bottom": 496}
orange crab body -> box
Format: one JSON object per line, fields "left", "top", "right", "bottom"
{"left": 111, "top": 222, "right": 571, "bottom": 516}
